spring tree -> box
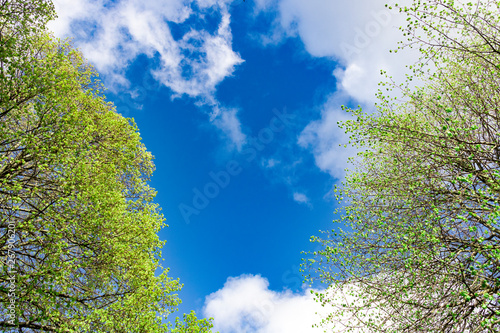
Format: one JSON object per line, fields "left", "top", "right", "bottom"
{"left": 0, "top": 0, "right": 213, "bottom": 331}
{"left": 307, "top": 1, "right": 500, "bottom": 332}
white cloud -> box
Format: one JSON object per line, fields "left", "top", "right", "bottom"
{"left": 202, "top": 274, "right": 390, "bottom": 332}
{"left": 151, "top": 4, "right": 244, "bottom": 100}
{"left": 252, "top": 0, "right": 420, "bottom": 179}
{"left": 263, "top": 0, "right": 417, "bottom": 104}
{"left": 50, "top": 0, "right": 242, "bottom": 97}
{"left": 292, "top": 192, "right": 310, "bottom": 205}
{"left": 203, "top": 275, "right": 329, "bottom": 333}
{"left": 48, "top": 0, "right": 245, "bottom": 149}
{"left": 48, "top": 0, "right": 106, "bottom": 38}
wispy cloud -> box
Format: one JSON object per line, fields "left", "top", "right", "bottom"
{"left": 297, "top": 93, "right": 357, "bottom": 180}
{"left": 292, "top": 192, "right": 310, "bottom": 205}
{"left": 261, "top": 158, "right": 280, "bottom": 169}
{"left": 49, "top": 0, "right": 246, "bottom": 149}
{"left": 253, "top": 0, "right": 419, "bottom": 179}
{"left": 212, "top": 106, "right": 247, "bottom": 151}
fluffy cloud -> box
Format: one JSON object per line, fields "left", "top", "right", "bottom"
{"left": 203, "top": 274, "right": 389, "bottom": 333}
{"left": 203, "top": 275, "right": 329, "bottom": 333}
{"left": 48, "top": 0, "right": 245, "bottom": 148}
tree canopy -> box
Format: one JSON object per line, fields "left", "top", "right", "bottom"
{"left": 0, "top": 0, "right": 213, "bottom": 331}
{"left": 308, "top": 1, "right": 500, "bottom": 332}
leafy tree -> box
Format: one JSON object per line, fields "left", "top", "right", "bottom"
{"left": 307, "top": 1, "right": 500, "bottom": 332}
{"left": 0, "top": 0, "right": 213, "bottom": 331}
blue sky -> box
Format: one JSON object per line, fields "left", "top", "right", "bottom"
{"left": 48, "top": 0, "right": 416, "bottom": 331}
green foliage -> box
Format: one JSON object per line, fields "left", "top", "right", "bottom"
{"left": 171, "top": 311, "right": 216, "bottom": 333}
{"left": 307, "top": 1, "right": 500, "bottom": 332}
{"left": 0, "top": 1, "right": 213, "bottom": 331}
